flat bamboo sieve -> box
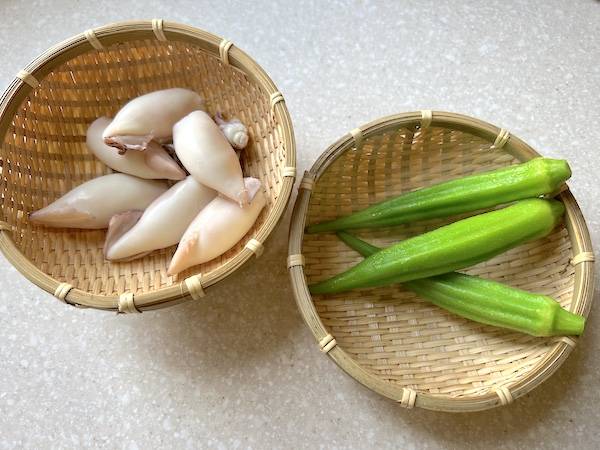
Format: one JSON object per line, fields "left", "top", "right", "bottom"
{"left": 0, "top": 20, "right": 296, "bottom": 312}
{"left": 288, "top": 111, "right": 594, "bottom": 412}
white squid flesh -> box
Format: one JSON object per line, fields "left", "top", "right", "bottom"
{"left": 102, "top": 88, "right": 204, "bottom": 153}
{"left": 173, "top": 110, "right": 247, "bottom": 206}
{"left": 104, "top": 176, "right": 217, "bottom": 261}
{"left": 30, "top": 173, "right": 168, "bottom": 229}
{"left": 167, "top": 177, "right": 266, "bottom": 275}
{"left": 87, "top": 117, "right": 186, "bottom": 180}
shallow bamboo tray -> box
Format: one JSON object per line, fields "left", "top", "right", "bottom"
{"left": 288, "top": 111, "right": 594, "bottom": 412}
{"left": 0, "top": 20, "right": 296, "bottom": 312}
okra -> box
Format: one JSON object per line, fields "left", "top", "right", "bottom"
{"left": 337, "top": 231, "right": 584, "bottom": 337}
{"left": 306, "top": 158, "right": 570, "bottom": 233}
{"left": 309, "top": 199, "right": 564, "bottom": 295}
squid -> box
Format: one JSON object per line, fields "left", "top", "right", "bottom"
{"left": 102, "top": 88, "right": 204, "bottom": 153}
{"left": 173, "top": 110, "right": 247, "bottom": 206}
{"left": 30, "top": 174, "right": 168, "bottom": 229}
{"left": 87, "top": 117, "right": 186, "bottom": 180}
{"left": 104, "top": 176, "right": 216, "bottom": 261}
{"left": 214, "top": 112, "right": 249, "bottom": 150}
{"left": 167, "top": 177, "right": 266, "bottom": 276}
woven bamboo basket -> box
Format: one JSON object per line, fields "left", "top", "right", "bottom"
{"left": 0, "top": 20, "right": 296, "bottom": 312}
{"left": 288, "top": 111, "right": 594, "bottom": 412}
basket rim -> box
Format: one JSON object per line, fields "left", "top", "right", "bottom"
{"left": 0, "top": 19, "right": 296, "bottom": 311}
{"left": 287, "top": 110, "right": 595, "bottom": 412}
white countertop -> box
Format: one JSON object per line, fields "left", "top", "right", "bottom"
{"left": 1, "top": 1, "right": 599, "bottom": 448}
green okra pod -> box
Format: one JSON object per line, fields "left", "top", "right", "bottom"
{"left": 336, "top": 231, "right": 584, "bottom": 337}
{"left": 307, "top": 158, "right": 570, "bottom": 233}
{"left": 309, "top": 199, "right": 564, "bottom": 295}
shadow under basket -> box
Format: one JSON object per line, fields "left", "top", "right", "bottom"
{"left": 0, "top": 20, "right": 296, "bottom": 312}
{"left": 288, "top": 111, "right": 594, "bottom": 412}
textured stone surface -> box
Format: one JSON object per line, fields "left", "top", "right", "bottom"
{"left": 0, "top": 0, "right": 598, "bottom": 449}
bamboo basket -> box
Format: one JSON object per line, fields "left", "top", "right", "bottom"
{"left": 288, "top": 111, "right": 594, "bottom": 412}
{"left": 0, "top": 20, "right": 296, "bottom": 312}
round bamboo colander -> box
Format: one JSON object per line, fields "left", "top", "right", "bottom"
{"left": 288, "top": 111, "right": 594, "bottom": 412}
{"left": 0, "top": 20, "right": 296, "bottom": 312}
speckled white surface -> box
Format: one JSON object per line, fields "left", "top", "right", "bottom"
{"left": 0, "top": 1, "right": 599, "bottom": 449}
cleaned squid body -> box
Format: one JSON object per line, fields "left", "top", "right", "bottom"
{"left": 87, "top": 117, "right": 185, "bottom": 180}
{"left": 104, "top": 176, "right": 216, "bottom": 261}
{"left": 173, "top": 111, "right": 247, "bottom": 206}
{"left": 102, "top": 88, "right": 204, "bottom": 152}
{"left": 167, "top": 177, "right": 266, "bottom": 275}
{"left": 30, "top": 174, "right": 168, "bottom": 229}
